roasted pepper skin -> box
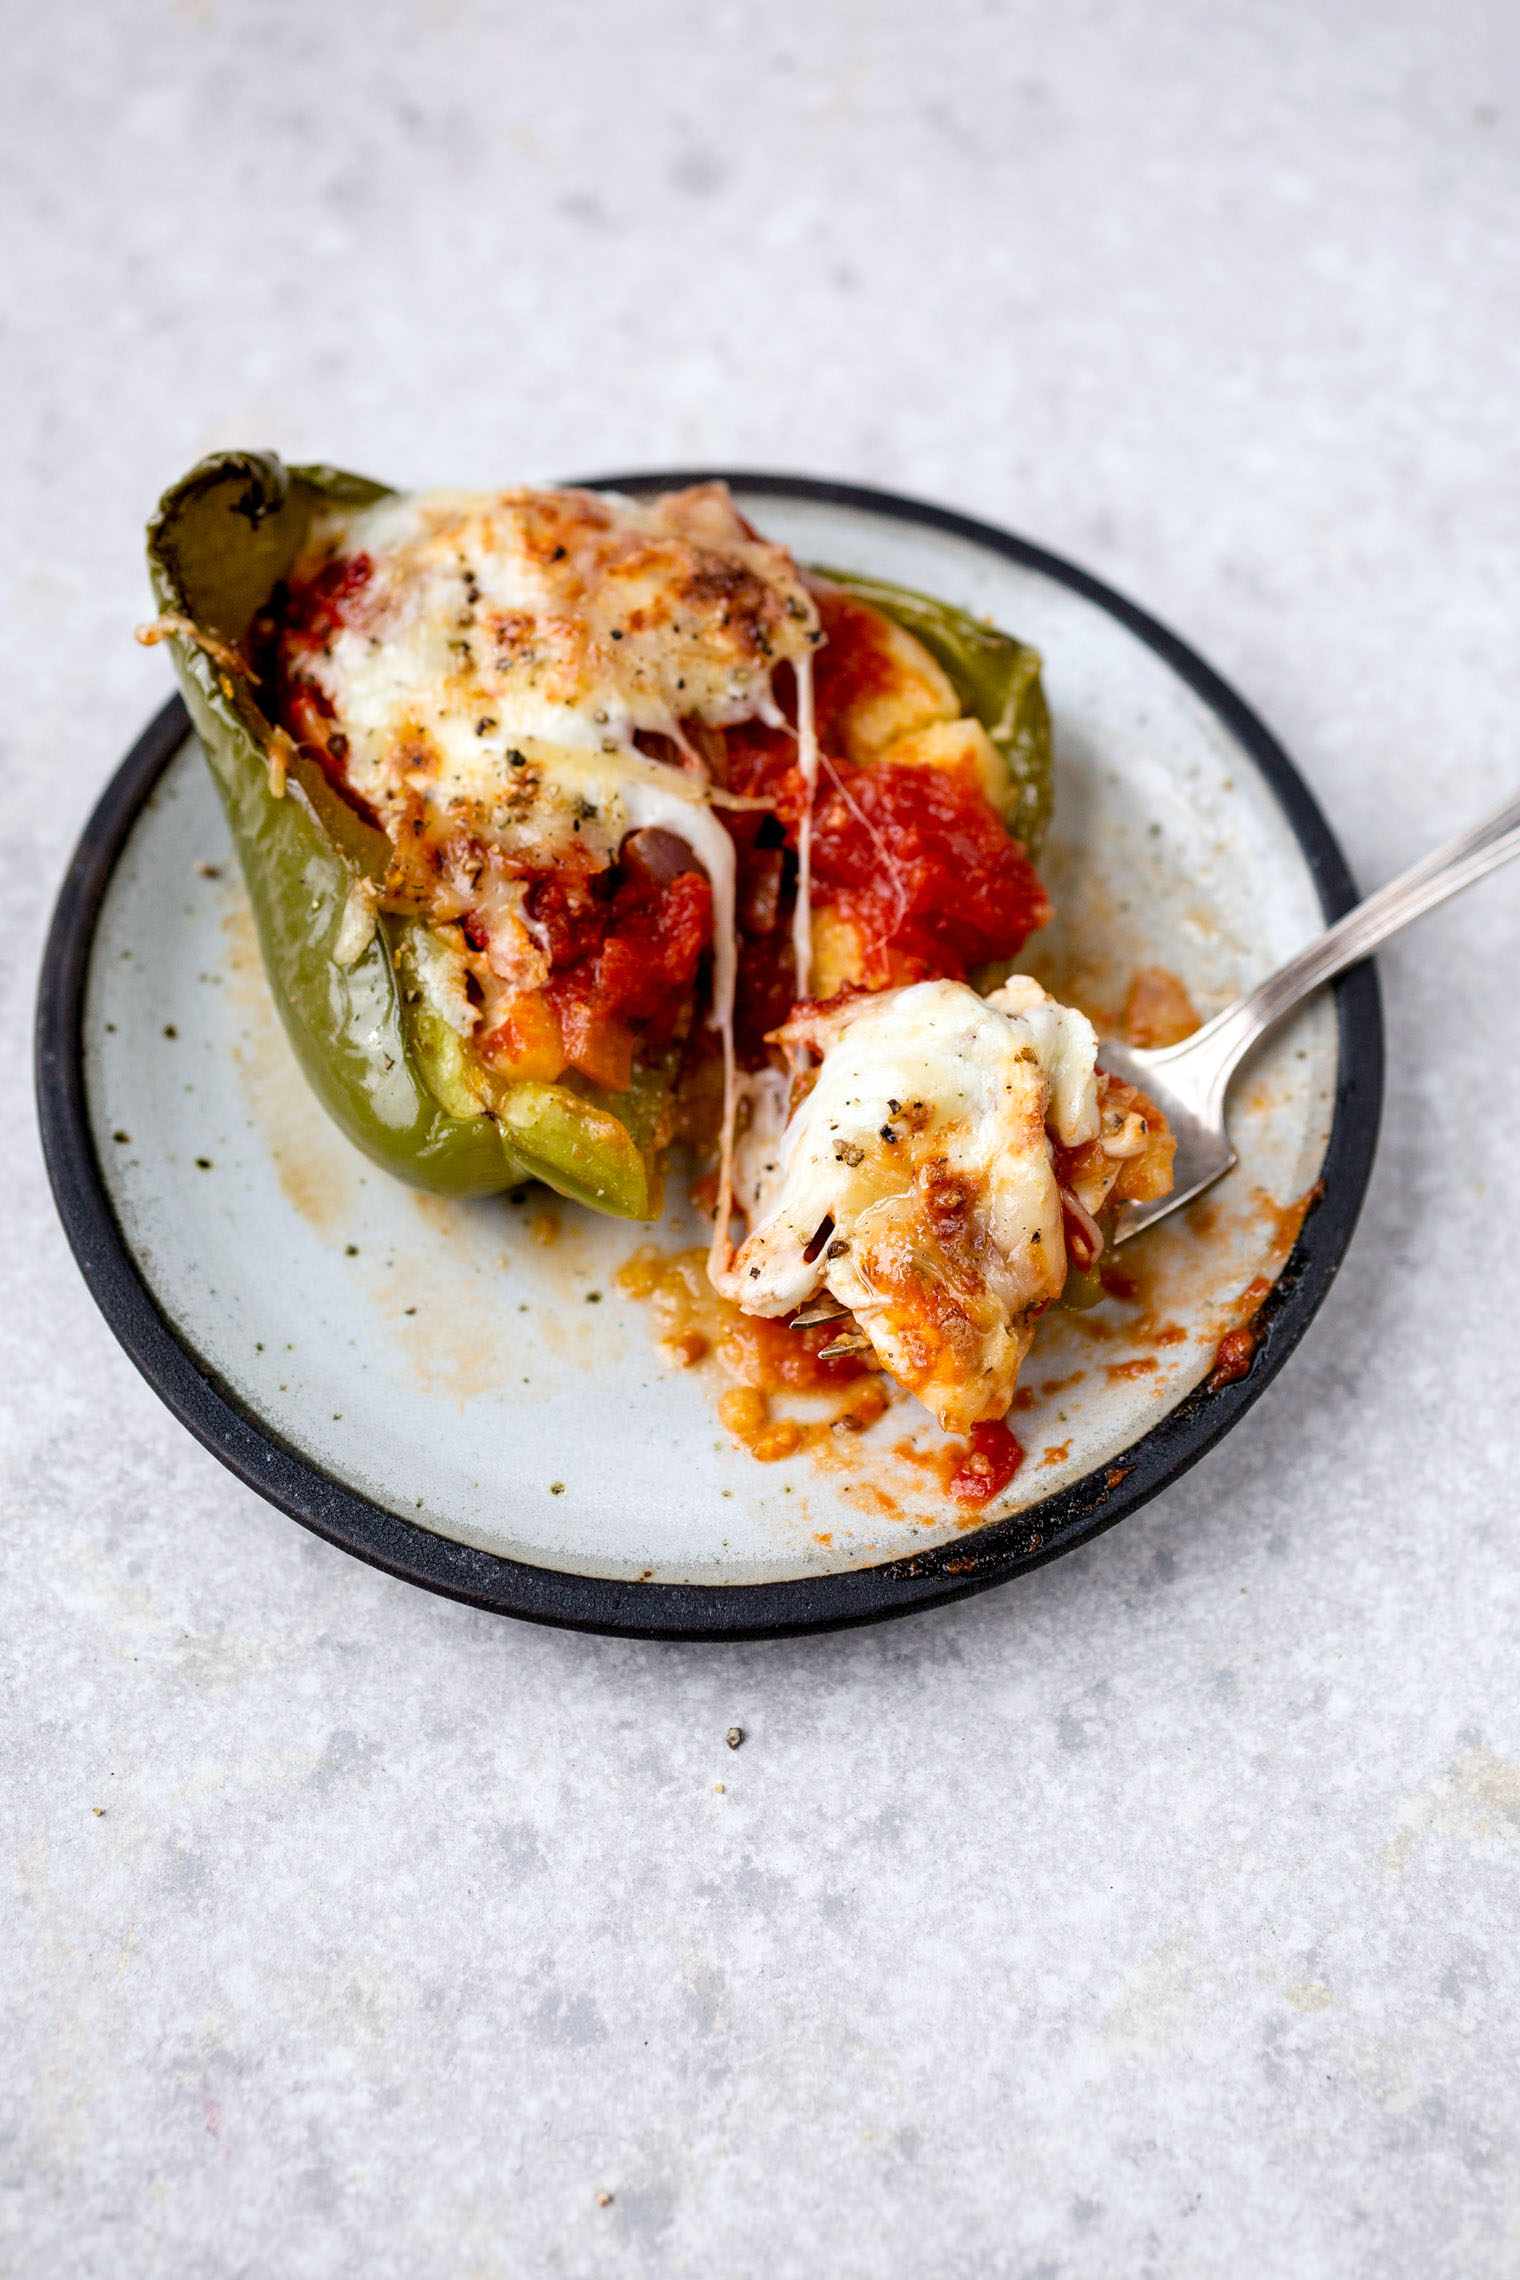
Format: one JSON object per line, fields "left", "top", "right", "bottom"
{"left": 145, "top": 454, "right": 1054, "bottom": 1220}
{"left": 146, "top": 451, "right": 664, "bottom": 1216}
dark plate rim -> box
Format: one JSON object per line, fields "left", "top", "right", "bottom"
{"left": 35, "top": 471, "right": 1384, "bottom": 1641}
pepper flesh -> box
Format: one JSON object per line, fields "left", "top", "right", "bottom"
{"left": 145, "top": 453, "right": 1053, "bottom": 1220}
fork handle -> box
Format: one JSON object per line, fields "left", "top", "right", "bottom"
{"left": 1157, "top": 787, "right": 1520, "bottom": 1106}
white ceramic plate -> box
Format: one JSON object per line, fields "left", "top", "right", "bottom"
{"left": 37, "top": 478, "right": 1382, "bottom": 1636}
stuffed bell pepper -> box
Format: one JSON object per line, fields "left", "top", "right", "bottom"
{"left": 143, "top": 452, "right": 1172, "bottom": 1430}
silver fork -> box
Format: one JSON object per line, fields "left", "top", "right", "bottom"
{"left": 1100, "top": 787, "right": 1520, "bottom": 1244}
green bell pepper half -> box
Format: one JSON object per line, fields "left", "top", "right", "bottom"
{"left": 144, "top": 453, "right": 1053, "bottom": 1221}
{"left": 146, "top": 450, "right": 666, "bottom": 1216}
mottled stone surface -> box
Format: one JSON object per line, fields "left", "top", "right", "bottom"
{"left": 4, "top": 4, "right": 1520, "bottom": 2273}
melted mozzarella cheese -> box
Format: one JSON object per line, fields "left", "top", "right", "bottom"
{"left": 714, "top": 978, "right": 1101, "bottom": 1432}
{"left": 298, "top": 483, "right": 820, "bottom": 823}
{"left": 987, "top": 973, "right": 1101, "bottom": 1144}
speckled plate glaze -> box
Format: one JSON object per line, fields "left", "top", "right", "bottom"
{"left": 37, "top": 477, "right": 1382, "bottom": 1638}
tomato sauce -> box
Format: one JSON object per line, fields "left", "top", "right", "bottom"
{"left": 263, "top": 555, "right": 393, "bottom": 821}
{"left": 532, "top": 865, "right": 713, "bottom": 1090}
{"left": 1208, "top": 1324, "right": 1258, "bottom": 1389}
{"left": 809, "top": 760, "right": 1049, "bottom": 985}
{"left": 947, "top": 1419, "right": 1027, "bottom": 1507}
{"left": 723, "top": 711, "right": 809, "bottom": 829}
{"left": 281, "top": 552, "right": 374, "bottom": 645}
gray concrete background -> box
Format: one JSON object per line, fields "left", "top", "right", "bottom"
{"left": 5, "top": 3, "right": 1520, "bottom": 2273}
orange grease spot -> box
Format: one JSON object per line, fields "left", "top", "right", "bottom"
{"left": 622, "top": 1245, "right": 903, "bottom": 1482}
{"left": 1255, "top": 1179, "right": 1326, "bottom": 1266}
{"left": 1232, "top": 1275, "right": 1274, "bottom": 1321}
{"left": 1203, "top": 1179, "right": 1325, "bottom": 1395}
{"left": 1207, "top": 1270, "right": 1278, "bottom": 1391}
{"left": 619, "top": 1247, "right": 870, "bottom": 1394}
{"left": 1122, "top": 966, "right": 1201, "bottom": 1050}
